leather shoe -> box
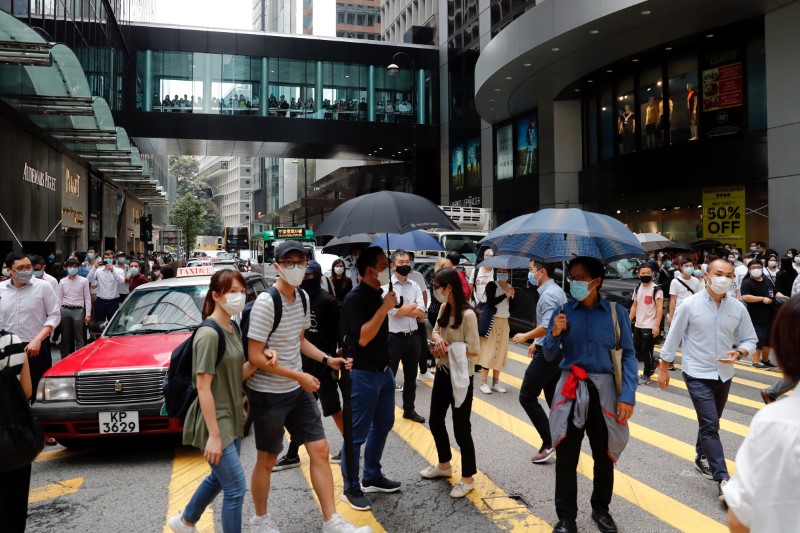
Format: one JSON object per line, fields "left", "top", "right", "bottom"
{"left": 591, "top": 510, "right": 618, "bottom": 533}
{"left": 553, "top": 519, "right": 577, "bottom": 533}
{"left": 403, "top": 410, "right": 426, "bottom": 423}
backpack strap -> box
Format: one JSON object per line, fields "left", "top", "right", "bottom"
{"left": 675, "top": 278, "right": 695, "bottom": 294}
{"left": 198, "top": 318, "right": 227, "bottom": 367}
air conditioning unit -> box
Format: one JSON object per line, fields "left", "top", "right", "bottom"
{"left": 439, "top": 205, "right": 492, "bottom": 232}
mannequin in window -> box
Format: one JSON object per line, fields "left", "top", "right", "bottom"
{"left": 618, "top": 104, "right": 636, "bottom": 153}
{"left": 658, "top": 96, "right": 674, "bottom": 145}
{"left": 687, "top": 83, "right": 699, "bottom": 140}
{"left": 645, "top": 96, "right": 659, "bottom": 148}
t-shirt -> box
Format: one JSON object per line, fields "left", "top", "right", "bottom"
{"left": 183, "top": 321, "right": 244, "bottom": 450}
{"left": 246, "top": 288, "right": 311, "bottom": 394}
{"left": 0, "top": 330, "right": 26, "bottom": 378}
{"left": 303, "top": 290, "right": 341, "bottom": 377}
{"left": 669, "top": 276, "right": 702, "bottom": 308}
{"left": 740, "top": 277, "right": 774, "bottom": 324}
{"left": 633, "top": 283, "right": 663, "bottom": 329}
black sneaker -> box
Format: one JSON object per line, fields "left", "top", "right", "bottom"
{"left": 342, "top": 488, "right": 371, "bottom": 511}
{"left": 362, "top": 476, "right": 401, "bottom": 493}
{"left": 403, "top": 410, "right": 426, "bottom": 424}
{"left": 272, "top": 455, "right": 300, "bottom": 472}
{"left": 762, "top": 361, "right": 777, "bottom": 368}
{"left": 753, "top": 362, "right": 767, "bottom": 369}
{"left": 694, "top": 455, "right": 713, "bottom": 480}
{"left": 330, "top": 451, "right": 342, "bottom": 464}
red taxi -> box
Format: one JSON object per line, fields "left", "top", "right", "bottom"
{"left": 33, "top": 267, "right": 270, "bottom": 447}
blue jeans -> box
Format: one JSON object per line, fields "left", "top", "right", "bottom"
{"left": 183, "top": 439, "right": 246, "bottom": 533}
{"left": 683, "top": 374, "right": 732, "bottom": 481}
{"left": 340, "top": 368, "right": 396, "bottom": 491}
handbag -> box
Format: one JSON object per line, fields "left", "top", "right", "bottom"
{"left": 608, "top": 303, "right": 624, "bottom": 397}
{"left": 0, "top": 365, "right": 45, "bottom": 472}
{"left": 476, "top": 301, "right": 496, "bottom": 337}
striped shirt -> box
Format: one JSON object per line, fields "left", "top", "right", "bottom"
{"left": 0, "top": 330, "right": 26, "bottom": 378}
{"left": 58, "top": 275, "right": 92, "bottom": 314}
{"left": 87, "top": 264, "right": 125, "bottom": 300}
{"left": 0, "top": 278, "right": 61, "bottom": 342}
{"left": 246, "top": 288, "right": 311, "bottom": 394}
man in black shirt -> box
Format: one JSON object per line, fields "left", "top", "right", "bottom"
{"left": 339, "top": 246, "right": 401, "bottom": 511}
{"left": 740, "top": 259, "right": 777, "bottom": 368}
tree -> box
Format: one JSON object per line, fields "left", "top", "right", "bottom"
{"left": 169, "top": 155, "right": 199, "bottom": 182}
{"left": 177, "top": 174, "right": 212, "bottom": 199}
{"left": 204, "top": 209, "right": 223, "bottom": 236}
{"left": 169, "top": 194, "right": 206, "bottom": 256}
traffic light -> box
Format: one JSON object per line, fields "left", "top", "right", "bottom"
{"left": 140, "top": 214, "right": 153, "bottom": 242}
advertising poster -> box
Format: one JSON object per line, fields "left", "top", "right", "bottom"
{"left": 702, "top": 185, "right": 746, "bottom": 251}
{"left": 450, "top": 143, "right": 465, "bottom": 192}
{"left": 701, "top": 47, "right": 744, "bottom": 138}
{"left": 515, "top": 113, "right": 538, "bottom": 177}
{"left": 495, "top": 124, "right": 513, "bottom": 180}
{"left": 464, "top": 138, "right": 481, "bottom": 189}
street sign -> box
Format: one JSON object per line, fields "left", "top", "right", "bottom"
{"left": 702, "top": 185, "right": 746, "bottom": 251}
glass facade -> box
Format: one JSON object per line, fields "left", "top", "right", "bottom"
{"left": 136, "top": 50, "right": 430, "bottom": 124}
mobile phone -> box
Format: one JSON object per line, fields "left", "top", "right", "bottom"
{"left": 716, "top": 355, "right": 734, "bottom": 362}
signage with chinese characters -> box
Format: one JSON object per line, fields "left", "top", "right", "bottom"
{"left": 23, "top": 162, "right": 56, "bottom": 191}
{"left": 275, "top": 227, "right": 306, "bottom": 239}
{"left": 702, "top": 185, "right": 746, "bottom": 251}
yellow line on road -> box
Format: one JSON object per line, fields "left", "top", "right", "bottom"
{"left": 35, "top": 448, "right": 91, "bottom": 463}
{"left": 391, "top": 406, "right": 551, "bottom": 532}
{"left": 296, "top": 444, "right": 387, "bottom": 532}
{"left": 652, "top": 347, "right": 784, "bottom": 381}
{"left": 28, "top": 477, "right": 83, "bottom": 504}
{"left": 163, "top": 446, "right": 215, "bottom": 533}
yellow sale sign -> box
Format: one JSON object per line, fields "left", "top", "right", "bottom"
{"left": 703, "top": 185, "right": 746, "bottom": 251}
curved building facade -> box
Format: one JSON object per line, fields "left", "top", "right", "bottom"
{"left": 470, "top": 0, "right": 800, "bottom": 251}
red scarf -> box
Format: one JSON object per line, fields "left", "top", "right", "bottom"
{"left": 561, "top": 365, "right": 588, "bottom": 399}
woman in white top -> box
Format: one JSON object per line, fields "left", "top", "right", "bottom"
{"left": 471, "top": 249, "right": 494, "bottom": 305}
{"left": 477, "top": 267, "right": 514, "bottom": 394}
{"left": 723, "top": 296, "right": 800, "bottom": 532}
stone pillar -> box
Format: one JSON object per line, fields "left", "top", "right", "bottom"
{"left": 315, "top": 61, "right": 323, "bottom": 114}
{"left": 416, "top": 68, "right": 426, "bottom": 124}
{"left": 260, "top": 57, "right": 269, "bottom": 116}
{"left": 143, "top": 50, "right": 153, "bottom": 111}
{"left": 367, "top": 65, "right": 376, "bottom": 122}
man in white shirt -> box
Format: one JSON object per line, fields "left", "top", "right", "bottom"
{"left": 733, "top": 254, "right": 752, "bottom": 297}
{"left": 87, "top": 250, "right": 125, "bottom": 324}
{"left": 0, "top": 252, "right": 61, "bottom": 395}
{"left": 668, "top": 259, "right": 703, "bottom": 325}
{"left": 30, "top": 255, "right": 58, "bottom": 292}
{"left": 57, "top": 258, "right": 92, "bottom": 357}
{"left": 382, "top": 250, "right": 427, "bottom": 423}
{"left": 406, "top": 251, "right": 433, "bottom": 382}
{"left": 659, "top": 259, "right": 757, "bottom": 502}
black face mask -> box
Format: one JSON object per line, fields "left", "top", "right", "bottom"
{"left": 300, "top": 277, "right": 321, "bottom": 296}
{"left": 640, "top": 275, "right": 653, "bottom": 284}
{"left": 394, "top": 265, "right": 412, "bottom": 277}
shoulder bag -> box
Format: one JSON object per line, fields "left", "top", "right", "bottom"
{"left": 608, "top": 303, "right": 624, "bottom": 397}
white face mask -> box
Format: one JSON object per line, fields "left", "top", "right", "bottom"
{"left": 749, "top": 268, "right": 763, "bottom": 279}
{"left": 220, "top": 292, "right": 245, "bottom": 315}
{"left": 433, "top": 287, "right": 448, "bottom": 304}
{"left": 768, "top": 261, "right": 777, "bottom": 268}
{"left": 334, "top": 266, "right": 344, "bottom": 275}
{"left": 708, "top": 276, "right": 733, "bottom": 295}
{"left": 277, "top": 264, "right": 306, "bottom": 287}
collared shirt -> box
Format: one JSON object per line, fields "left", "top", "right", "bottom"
{"left": 534, "top": 279, "right": 567, "bottom": 346}
{"left": 87, "top": 264, "right": 125, "bottom": 300}
{"left": 58, "top": 275, "right": 92, "bottom": 315}
{"left": 382, "top": 275, "right": 425, "bottom": 334}
{"left": 37, "top": 272, "right": 58, "bottom": 292}
{"left": 0, "top": 278, "right": 61, "bottom": 342}
{"left": 407, "top": 269, "right": 428, "bottom": 305}
{"left": 117, "top": 263, "right": 130, "bottom": 295}
{"left": 543, "top": 297, "right": 638, "bottom": 405}
{"left": 659, "top": 289, "right": 757, "bottom": 382}
{"left": 342, "top": 282, "right": 389, "bottom": 369}
{"left": 723, "top": 382, "right": 800, "bottom": 531}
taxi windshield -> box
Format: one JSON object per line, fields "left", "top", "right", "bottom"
{"left": 105, "top": 285, "right": 208, "bottom": 336}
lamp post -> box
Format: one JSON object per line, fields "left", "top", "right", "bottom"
{"left": 387, "top": 51, "right": 417, "bottom": 187}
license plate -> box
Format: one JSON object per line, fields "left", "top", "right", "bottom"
{"left": 98, "top": 411, "right": 139, "bottom": 434}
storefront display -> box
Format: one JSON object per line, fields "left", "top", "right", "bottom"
{"left": 450, "top": 143, "right": 465, "bottom": 191}
{"left": 465, "top": 137, "right": 481, "bottom": 189}
{"left": 515, "top": 113, "right": 538, "bottom": 177}
{"left": 495, "top": 123, "right": 513, "bottom": 180}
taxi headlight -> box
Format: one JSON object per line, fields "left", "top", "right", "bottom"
{"left": 40, "top": 377, "right": 76, "bottom": 401}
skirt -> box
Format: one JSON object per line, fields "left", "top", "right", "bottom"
{"left": 478, "top": 317, "right": 510, "bottom": 371}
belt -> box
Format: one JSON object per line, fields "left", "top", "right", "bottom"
{"left": 390, "top": 331, "right": 416, "bottom": 337}
{"left": 62, "top": 305, "right": 83, "bottom": 310}
{"left": 352, "top": 362, "right": 390, "bottom": 373}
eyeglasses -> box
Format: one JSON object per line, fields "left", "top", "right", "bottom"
{"left": 279, "top": 259, "right": 308, "bottom": 269}
{"left": 12, "top": 267, "right": 33, "bottom": 272}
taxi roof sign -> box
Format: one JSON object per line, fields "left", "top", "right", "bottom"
{"left": 177, "top": 266, "right": 215, "bottom": 277}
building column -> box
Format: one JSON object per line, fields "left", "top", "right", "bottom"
{"left": 766, "top": 2, "right": 800, "bottom": 252}
{"left": 203, "top": 54, "right": 213, "bottom": 113}
{"left": 416, "top": 68, "right": 426, "bottom": 124}
{"left": 367, "top": 65, "right": 376, "bottom": 122}
{"left": 539, "top": 99, "right": 582, "bottom": 209}
{"left": 315, "top": 61, "right": 323, "bottom": 114}
{"left": 260, "top": 58, "right": 269, "bottom": 117}
{"left": 143, "top": 50, "right": 153, "bottom": 111}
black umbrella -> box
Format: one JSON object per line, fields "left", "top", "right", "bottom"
{"left": 321, "top": 233, "right": 373, "bottom": 256}
{"left": 691, "top": 239, "right": 723, "bottom": 250}
{"left": 664, "top": 240, "right": 694, "bottom": 252}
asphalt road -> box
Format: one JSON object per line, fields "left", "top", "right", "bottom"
{"left": 27, "top": 343, "right": 783, "bottom": 533}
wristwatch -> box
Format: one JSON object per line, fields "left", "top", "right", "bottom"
{"left": 322, "top": 354, "right": 329, "bottom": 366}
{"left": 737, "top": 348, "right": 747, "bottom": 358}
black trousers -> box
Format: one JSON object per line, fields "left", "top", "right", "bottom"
{"left": 518, "top": 347, "right": 562, "bottom": 448}
{"left": 388, "top": 332, "right": 421, "bottom": 412}
{"left": 93, "top": 297, "right": 119, "bottom": 324}
{"left": 555, "top": 383, "right": 614, "bottom": 522}
{"left": 417, "top": 321, "right": 429, "bottom": 374}
{"left": 428, "top": 368, "right": 476, "bottom": 477}
{"left": 28, "top": 341, "right": 52, "bottom": 401}
{"left": 633, "top": 327, "right": 656, "bottom": 377}
{"left": 0, "top": 463, "right": 31, "bottom": 533}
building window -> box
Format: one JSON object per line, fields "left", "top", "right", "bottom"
{"left": 638, "top": 65, "right": 664, "bottom": 150}
{"left": 668, "top": 55, "right": 699, "bottom": 144}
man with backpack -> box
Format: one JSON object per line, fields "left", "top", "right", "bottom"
{"left": 629, "top": 264, "right": 663, "bottom": 385}
{"left": 244, "top": 241, "right": 368, "bottom": 533}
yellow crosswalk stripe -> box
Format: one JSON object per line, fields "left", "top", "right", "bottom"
{"left": 28, "top": 477, "right": 83, "bottom": 504}
{"left": 296, "top": 445, "right": 387, "bottom": 532}
{"left": 391, "top": 406, "right": 551, "bottom": 532}
{"left": 652, "top": 347, "right": 783, "bottom": 382}
{"left": 35, "top": 448, "right": 91, "bottom": 463}
{"left": 163, "top": 446, "right": 215, "bottom": 533}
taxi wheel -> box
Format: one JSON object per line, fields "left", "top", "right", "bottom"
{"left": 243, "top": 389, "right": 253, "bottom": 436}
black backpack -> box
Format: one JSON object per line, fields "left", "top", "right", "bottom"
{"left": 240, "top": 285, "right": 307, "bottom": 361}
{"left": 162, "top": 319, "right": 232, "bottom": 419}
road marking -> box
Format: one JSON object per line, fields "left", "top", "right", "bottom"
{"left": 29, "top": 477, "right": 83, "bottom": 504}
{"left": 296, "top": 444, "right": 387, "bottom": 532}
{"left": 653, "top": 347, "right": 784, "bottom": 382}
{"left": 163, "top": 446, "right": 215, "bottom": 533}
{"left": 392, "top": 406, "right": 551, "bottom": 532}
{"left": 35, "top": 448, "right": 91, "bottom": 463}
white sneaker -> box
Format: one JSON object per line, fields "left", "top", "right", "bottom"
{"left": 417, "top": 371, "right": 435, "bottom": 382}
{"left": 251, "top": 513, "right": 281, "bottom": 533}
{"left": 450, "top": 479, "right": 475, "bottom": 498}
{"left": 479, "top": 383, "right": 492, "bottom": 394}
{"left": 322, "top": 513, "right": 373, "bottom": 533}
{"left": 168, "top": 512, "right": 198, "bottom": 533}
{"left": 420, "top": 464, "right": 453, "bottom": 479}
{"left": 491, "top": 383, "right": 507, "bottom": 393}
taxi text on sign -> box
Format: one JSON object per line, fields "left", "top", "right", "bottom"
{"left": 703, "top": 185, "right": 746, "bottom": 251}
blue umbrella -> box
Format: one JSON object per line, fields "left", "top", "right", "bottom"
{"left": 369, "top": 230, "right": 444, "bottom": 252}
{"left": 479, "top": 208, "right": 646, "bottom": 263}
{"left": 478, "top": 255, "right": 530, "bottom": 269}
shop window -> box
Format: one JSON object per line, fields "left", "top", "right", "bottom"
{"left": 668, "top": 55, "right": 699, "bottom": 144}
{"left": 638, "top": 65, "right": 664, "bottom": 150}
{"left": 599, "top": 85, "right": 613, "bottom": 161}
{"left": 617, "top": 76, "right": 635, "bottom": 154}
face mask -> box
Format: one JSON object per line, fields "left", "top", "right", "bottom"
{"left": 334, "top": 266, "right": 344, "bottom": 275}
{"left": 749, "top": 268, "right": 763, "bottom": 278}
{"left": 130, "top": 267, "right": 139, "bottom": 276}
{"left": 663, "top": 260, "right": 672, "bottom": 268}
{"left": 768, "top": 261, "right": 777, "bottom": 268}
{"left": 33, "top": 270, "right": 44, "bottom": 278}
{"left": 750, "top": 246, "right": 758, "bottom": 252}
{"left": 728, "top": 258, "right": 736, "bottom": 264}
{"left": 86, "top": 253, "right": 94, "bottom": 261}
{"left": 795, "top": 257, "right": 800, "bottom": 264}
{"left": 496, "top": 273, "right": 509, "bottom": 283}
{"left": 118, "top": 259, "right": 125, "bottom": 265}
{"left": 48, "top": 255, "right": 55, "bottom": 261}
{"left": 104, "top": 258, "right": 114, "bottom": 265}
{"left": 528, "top": 272, "right": 538, "bottom": 286}
{"left": 14, "top": 270, "right": 33, "bottom": 284}
{"left": 683, "top": 266, "right": 694, "bottom": 276}
{"left": 219, "top": 292, "right": 245, "bottom": 315}
{"left": 277, "top": 263, "right": 306, "bottom": 287}
{"left": 639, "top": 275, "right": 653, "bottom": 284}
{"left": 433, "top": 287, "right": 448, "bottom": 304}
{"left": 692, "top": 269, "right": 703, "bottom": 277}
{"left": 67, "top": 267, "right": 79, "bottom": 276}
{"left": 569, "top": 280, "right": 592, "bottom": 301}
{"left": 394, "top": 265, "right": 412, "bottom": 277}
{"left": 708, "top": 276, "right": 733, "bottom": 295}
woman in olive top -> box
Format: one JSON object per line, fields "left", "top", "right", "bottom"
{"left": 169, "top": 270, "right": 250, "bottom": 533}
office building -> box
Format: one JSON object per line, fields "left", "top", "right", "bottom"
{"left": 198, "top": 156, "right": 255, "bottom": 228}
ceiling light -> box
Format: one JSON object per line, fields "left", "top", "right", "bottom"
{"left": 589, "top": 29, "right": 599, "bottom": 34}
{"left": 379, "top": 147, "right": 383, "bottom": 150}
{"left": 490, "top": 108, "right": 495, "bottom": 111}
{"left": 551, "top": 47, "right": 560, "bottom": 52}
{"left": 523, "top": 63, "right": 531, "bottom": 67}
{"left": 632, "top": 58, "right": 639, "bottom": 62}
{"left": 697, "top": 204, "right": 702, "bottom": 208}
{"left": 706, "top": 34, "right": 714, "bottom": 38}
{"left": 574, "top": 89, "right": 580, "bottom": 92}
{"left": 494, "top": 88, "right": 501, "bottom": 92}
{"left": 505, "top": 76, "right": 512, "bottom": 80}
{"left": 587, "top": 79, "right": 593, "bottom": 83}
{"left": 641, "top": 10, "right": 651, "bottom": 15}
{"left": 606, "top": 69, "right": 613, "bottom": 73}
{"left": 618, "top": 96, "right": 623, "bottom": 101}
{"left": 616, "top": 210, "right": 621, "bottom": 214}
{"left": 657, "top": 81, "right": 662, "bottom": 86}
{"left": 665, "top": 46, "right": 672, "bottom": 51}
{"left": 601, "top": 107, "right": 607, "bottom": 111}
{"left": 489, "top": 99, "right": 495, "bottom": 102}
{"left": 345, "top": 74, "right": 350, "bottom": 78}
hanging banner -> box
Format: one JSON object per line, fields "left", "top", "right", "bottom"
{"left": 700, "top": 47, "right": 744, "bottom": 139}
{"left": 495, "top": 124, "right": 513, "bottom": 180}
{"left": 703, "top": 185, "right": 746, "bottom": 251}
